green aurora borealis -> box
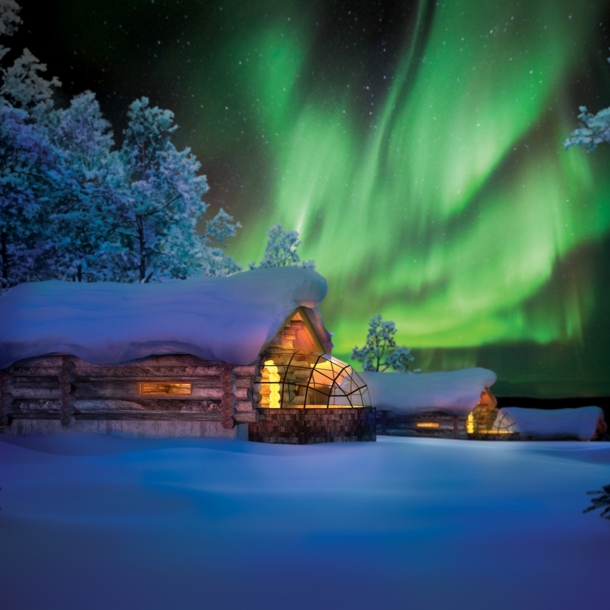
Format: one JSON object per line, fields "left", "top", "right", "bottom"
{"left": 17, "top": 0, "right": 610, "bottom": 395}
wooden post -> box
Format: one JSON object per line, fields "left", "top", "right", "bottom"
{"left": 219, "top": 362, "right": 236, "bottom": 429}
{"left": 58, "top": 356, "right": 75, "bottom": 426}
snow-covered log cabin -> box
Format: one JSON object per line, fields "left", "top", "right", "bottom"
{"left": 362, "top": 369, "right": 501, "bottom": 439}
{"left": 0, "top": 268, "right": 375, "bottom": 444}
{"left": 362, "top": 370, "right": 606, "bottom": 441}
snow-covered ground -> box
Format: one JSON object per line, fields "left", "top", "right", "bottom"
{"left": 1, "top": 435, "right": 609, "bottom": 610}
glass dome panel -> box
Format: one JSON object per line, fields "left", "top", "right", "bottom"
{"left": 255, "top": 352, "right": 371, "bottom": 409}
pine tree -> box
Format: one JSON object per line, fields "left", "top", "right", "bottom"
{"left": 115, "top": 97, "right": 241, "bottom": 282}
{"left": 351, "top": 315, "right": 419, "bottom": 373}
{"left": 46, "top": 91, "right": 123, "bottom": 282}
{"left": 0, "top": 105, "right": 55, "bottom": 290}
{"left": 249, "top": 223, "right": 315, "bottom": 270}
{"left": 0, "top": 1, "right": 58, "bottom": 291}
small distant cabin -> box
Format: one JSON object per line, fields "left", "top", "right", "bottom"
{"left": 375, "top": 387, "right": 504, "bottom": 440}
{"left": 364, "top": 370, "right": 606, "bottom": 442}
{"left": 362, "top": 369, "right": 507, "bottom": 440}
{"left": 0, "top": 268, "right": 375, "bottom": 444}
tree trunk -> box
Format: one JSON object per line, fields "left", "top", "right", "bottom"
{"left": 137, "top": 216, "right": 147, "bottom": 282}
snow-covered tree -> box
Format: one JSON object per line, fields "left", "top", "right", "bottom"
{"left": 0, "top": 3, "right": 59, "bottom": 290}
{"left": 115, "top": 97, "right": 241, "bottom": 282}
{"left": 351, "top": 314, "right": 419, "bottom": 373}
{"left": 0, "top": 104, "right": 55, "bottom": 290}
{"left": 0, "top": 0, "right": 20, "bottom": 47}
{"left": 1, "top": 48, "right": 60, "bottom": 116}
{"left": 565, "top": 58, "right": 610, "bottom": 151}
{"left": 250, "top": 223, "right": 315, "bottom": 270}
{"left": 0, "top": 6, "right": 242, "bottom": 289}
{"left": 45, "top": 91, "right": 123, "bottom": 282}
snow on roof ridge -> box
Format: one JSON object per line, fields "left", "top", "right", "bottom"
{"left": 0, "top": 266, "right": 330, "bottom": 368}
{"left": 360, "top": 368, "right": 497, "bottom": 415}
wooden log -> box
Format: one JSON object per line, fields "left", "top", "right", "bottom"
{"left": 234, "top": 400, "right": 254, "bottom": 412}
{"left": 11, "top": 399, "right": 61, "bottom": 413}
{"left": 234, "top": 411, "right": 257, "bottom": 423}
{"left": 73, "top": 411, "right": 223, "bottom": 421}
{"left": 73, "top": 399, "right": 222, "bottom": 413}
{"left": 72, "top": 380, "right": 224, "bottom": 400}
{"left": 10, "top": 381, "right": 61, "bottom": 399}
{"left": 59, "top": 355, "right": 75, "bottom": 426}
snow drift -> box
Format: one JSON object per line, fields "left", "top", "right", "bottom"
{"left": 0, "top": 267, "right": 331, "bottom": 368}
{"left": 495, "top": 406, "right": 605, "bottom": 441}
{"left": 360, "top": 368, "right": 497, "bottom": 415}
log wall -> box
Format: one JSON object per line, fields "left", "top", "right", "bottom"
{"left": 0, "top": 354, "right": 257, "bottom": 439}
{"left": 376, "top": 410, "right": 469, "bottom": 439}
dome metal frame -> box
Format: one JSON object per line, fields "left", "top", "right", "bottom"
{"left": 255, "top": 351, "right": 371, "bottom": 409}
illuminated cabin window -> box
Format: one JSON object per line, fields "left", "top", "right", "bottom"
{"left": 138, "top": 382, "right": 192, "bottom": 396}
{"left": 415, "top": 422, "right": 440, "bottom": 429}
{"left": 255, "top": 352, "right": 371, "bottom": 409}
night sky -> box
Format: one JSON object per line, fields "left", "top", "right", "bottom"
{"left": 11, "top": 0, "right": 610, "bottom": 397}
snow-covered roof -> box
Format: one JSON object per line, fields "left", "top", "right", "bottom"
{"left": 496, "top": 406, "right": 604, "bottom": 441}
{"left": 360, "top": 368, "right": 497, "bottom": 415}
{"left": 0, "top": 267, "right": 332, "bottom": 368}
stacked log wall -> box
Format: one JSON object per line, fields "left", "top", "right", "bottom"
{"left": 376, "top": 410, "right": 469, "bottom": 439}
{"left": 0, "top": 354, "right": 257, "bottom": 438}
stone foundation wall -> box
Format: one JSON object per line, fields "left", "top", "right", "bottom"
{"left": 249, "top": 407, "right": 376, "bottom": 444}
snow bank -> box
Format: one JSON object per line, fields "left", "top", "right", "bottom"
{"left": 2, "top": 435, "right": 610, "bottom": 610}
{"left": 0, "top": 267, "right": 331, "bottom": 368}
{"left": 496, "top": 406, "right": 605, "bottom": 441}
{"left": 359, "top": 368, "right": 497, "bottom": 415}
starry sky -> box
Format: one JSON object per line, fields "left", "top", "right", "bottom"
{"left": 12, "top": 0, "right": 610, "bottom": 397}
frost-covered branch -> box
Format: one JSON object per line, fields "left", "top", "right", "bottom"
{"left": 583, "top": 483, "right": 610, "bottom": 519}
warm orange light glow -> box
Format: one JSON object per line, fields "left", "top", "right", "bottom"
{"left": 467, "top": 412, "right": 474, "bottom": 434}
{"left": 264, "top": 360, "right": 281, "bottom": 408}
{"left": 138, "top": 382, "right": 192, "bottom": 395}
{"left": 416, "top": 422, "right": 440, "bottom": 429}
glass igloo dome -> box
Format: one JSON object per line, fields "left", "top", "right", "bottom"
{"left": 254, "top": 352, "right": 371, "bottom": 409}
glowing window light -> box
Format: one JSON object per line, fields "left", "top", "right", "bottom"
{"left": 264, "top": 360, "right": 281, "bottom": 408}
{"left": 416, "top": 422, "right": 440, "bottom": 429}
{"left": 138, "top": 382, "right": 192, "bottom": 395}
{"left": 256, "top": 352, "right": 371, "bottom": 409}
{"left": 467, "top": 412, "right": 474, "bottom": 434}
